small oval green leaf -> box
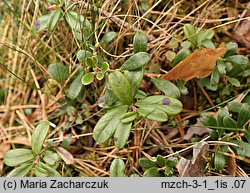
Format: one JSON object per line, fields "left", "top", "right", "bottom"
{"left": 48, "top": 63, "right": 69, "bottom": 82}
{"left": 121, "top": 52, "right": 150, "bottom": 70}
{"left": 135, "top": 95, "right": 183, "bottom": 116}
{"left": 173, "top": 48, "right": 191, "bottom": 66}
{"left": 227, "top": 77, "right": 240, "bottom": 87}
{"left": 124, "top": 68, "right": 144, "bottom": 97}
{"left": 183, "top": 24, "right": 197, "bottom": 46}
{"left": 100, "top": 62, "right": 109, "bottom": 72}
{"left": 31, "top": 121, "right": 50, "bottom": 154}
{"left": 151, "top": 77, "right": 180, "bottom": 98}
{"left": 77, "top": 50, "right": 92, "bottom": 63}
{"left": 42, "top": 150, "right": 61, "bottom": 166}
{"left": 93, "top": 105, "right": 128, "bottom": 144}
{"left": 67, "top": 72, "right": 85, "bottom": 99}
{"left": 223, "top": 116, "right": 237, "bottom": 128}
{"left": 225, "top": 55, "right": 249, "bottom": 65}
{"left": 101, "top": 32, "right": 117, "bottom": 44}
{"left": 82, "top": 72, "right": 94, "bottom": 85}
{"left": 237, "top": 103, "right": 250, "bottom": 127}
{"left": 214, "top": 151, "right": 226, "bottom": 170}
{"left": 48, "top": 9, "right": 62, "bottom": 31}
{"left": 4, "top": 149, "right": 36, "bottom": 167}
{"left": 143, "top": 167, "right": 159, "bottom": 177}
{"left": 224, "top": 42, "right": 238, "bottom": 57}
{"left": 96, "top": 72, "right": 104, "bottom": 80}
{"left": 7, "top": 162, "right": 34, "bottom": 177}
{"left": 109, "top": 158, "right": 126, "bottom": 177}
{"left": 228, "top": 101, "right": 243, "bottom": 113}
{"left": 156, "top": 155, "right": 166, "bottom": 167}
{"left": 108, "top": 71, "right": 133, "bottom": 104}
{"left": 38, "top": 161, "right": 61, "bottom": 177}
{"left": 137, "top": 107, "right": 168, "bottom": 122}
{"left": 114, "top": 122, "right": 132, "bottom": 149}
{"left": 200, "top": 113, "right": 217, "bottom": 129}
{"left": 133, "top": 32, "right": 148, "bottom": 53}
{"left": 139, "top": 158, "right": 158, "bottom": 171}
{"left": 120, "top": 111, "right": 138, "bottom": 123}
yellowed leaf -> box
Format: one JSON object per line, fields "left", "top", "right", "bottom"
{"left": 162, "top": 46, "right": 227, "bottom": 81}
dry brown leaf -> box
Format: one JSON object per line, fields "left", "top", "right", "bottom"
{"left": 162, "top": 46, "right": 227, "bottom": 81}
{"left": 56, "top": 147, "right": 75, "bottom": 165}
{"left": 184, "top": 120, "right": 211, "bottom": 140}
{"left": 177, "top": 141, "right": 209, "bottom": 176}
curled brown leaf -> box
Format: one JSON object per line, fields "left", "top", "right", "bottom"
{"left": 162, "top": 46, "right": 227, "bottom": 81}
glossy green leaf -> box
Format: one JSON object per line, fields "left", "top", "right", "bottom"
{"left": 34, "top": 165, "right": 48, "bottom": 177}
{"left": 93, "top": 105, "right": 128, "bottom": 144}
{"left": 34, "top": 14, "right": 50, "bottom": 32}
{"left": 166, "top": 51, "right": 176, "bottom": 62}
{"left": 210, "top": 130, "right": 219, "bottom": 140}
{"left": 4, "top": 149, "right": 36, "bottom": 167}
{"left": 124, "top": 68, "right": 144, "bottom": 97}
{"left": 181, "top": 41, "right": 192, "bottom": 49}
{"left": 114, "top": 122, "right": 132, "bottom": 148}
{"left": 210, "top": 68, "right": 220, "bottom": 86}
{"left": 227, "top": 101, "right": 242, "bottom": 113}
{"left": 7, "top": 162, "right": 34, "bottom": 177}
{"left": 183, "top": 24, "right": 197, "bottom": 46}
{"left": 85, "top": 57, "right": 96, "bottom": 68}
{"left": 151, "top": 77, "right": 180, "bottom": 98}
{"left": 135, "top": 90, "right": 147, "bottom": 99}
{"left": 139, "top": 158, "right": 158, "bottom": 171}
{"left": 223, "top": 116, "right": 237, "bottom": 128}
{"left": 31, "top": 121, "right": 50, "bottom": 154}
{"left": 225, "top": 55, "right": 249, "bottom": 65}
{"left": 121, "top": 52, "right": 150, "bottom": 70}
{"left": 217, "top": 108, "right": 229, "bottom": 135}
{"left": 48, "top": 9, "right": 62, "bottom": 31}
{"left": 177, "top": 80, "right": 188, "bottom": 95}
{"left": 67, "top": 72, "right": 85, "bottom": 99}
{"left": 82, "top": 72, "right": 94, "bottom": 85}
{"left": 38, "top": 161, "right": 61, "bottom": 177}
{"left": 109, "top": 158, "right": 126, "bottom": 177}
{"left": 197, "top": 30, "right": 214, "bottom": 45}
{"left": 143, "top": 167, "right": 159, "bottom": 177}
{"left": 216, "top": 60, "right": 226, "bottom": 75}
{"left": 120, "top": 111, "right": 138, "bottom": 123}
{"left": 96, "top": 72, "right": 104, "bottom": 80}
{"left": 65, "top": 11, "right": 92, "bottom": 42}
{"left": 200, "top": 113, "right": 217, "bottom": 128}
{"left": 224, "top": 42, "right": 238, "bottom": 57}
{"left": 48, "top": 63, "right": 69, "bottom": 82}
{"left": 42, "top": 150, "right": 61, "bottom": 166}
{"left": 100, "top": 62, "right": 109, "bottom": 72}
{"left": 230, "top": 140, "right": 250, "bottom": 158}
{"left": 244, "top": 124, "right": 250, "bottom": 143}
{"left": 214, "top": 151, "right": 226, "bottom": 170}
{"left": 173, "top": 48, "right": 191, "bottom": 66}
{"left": 237, "top": 103, "right": 250, "bottom": 127}
{"left": 201, "top": 39, "right": 215, "bottom": 48}
{"left": 77, "top": 50, "right": 92, "bottom": 63}
{"left": 133, "top": 32, "right": 148, "bottom": 53}
{"left": 104, "top": 88, "right": 118, "bottom": 106}
{"left": 101, "top": 32, "right": 116, "bottom": 44}
{"left": 61, "top": 134, "right": 73, "bottom": 149}
{"left": 227, "top": 77, "right": 240, "bottom": 87}
{"left": 137, "top": 106, "right": 168, "bottom": 122}
{"left": 108, "top": 71, "right": 133, "bottom": 104}
{"left": 135, "top": 95, "right": 183, "bottom": 116}
{"left": 156, "top": 155, "right": 166, "bottom": 167}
